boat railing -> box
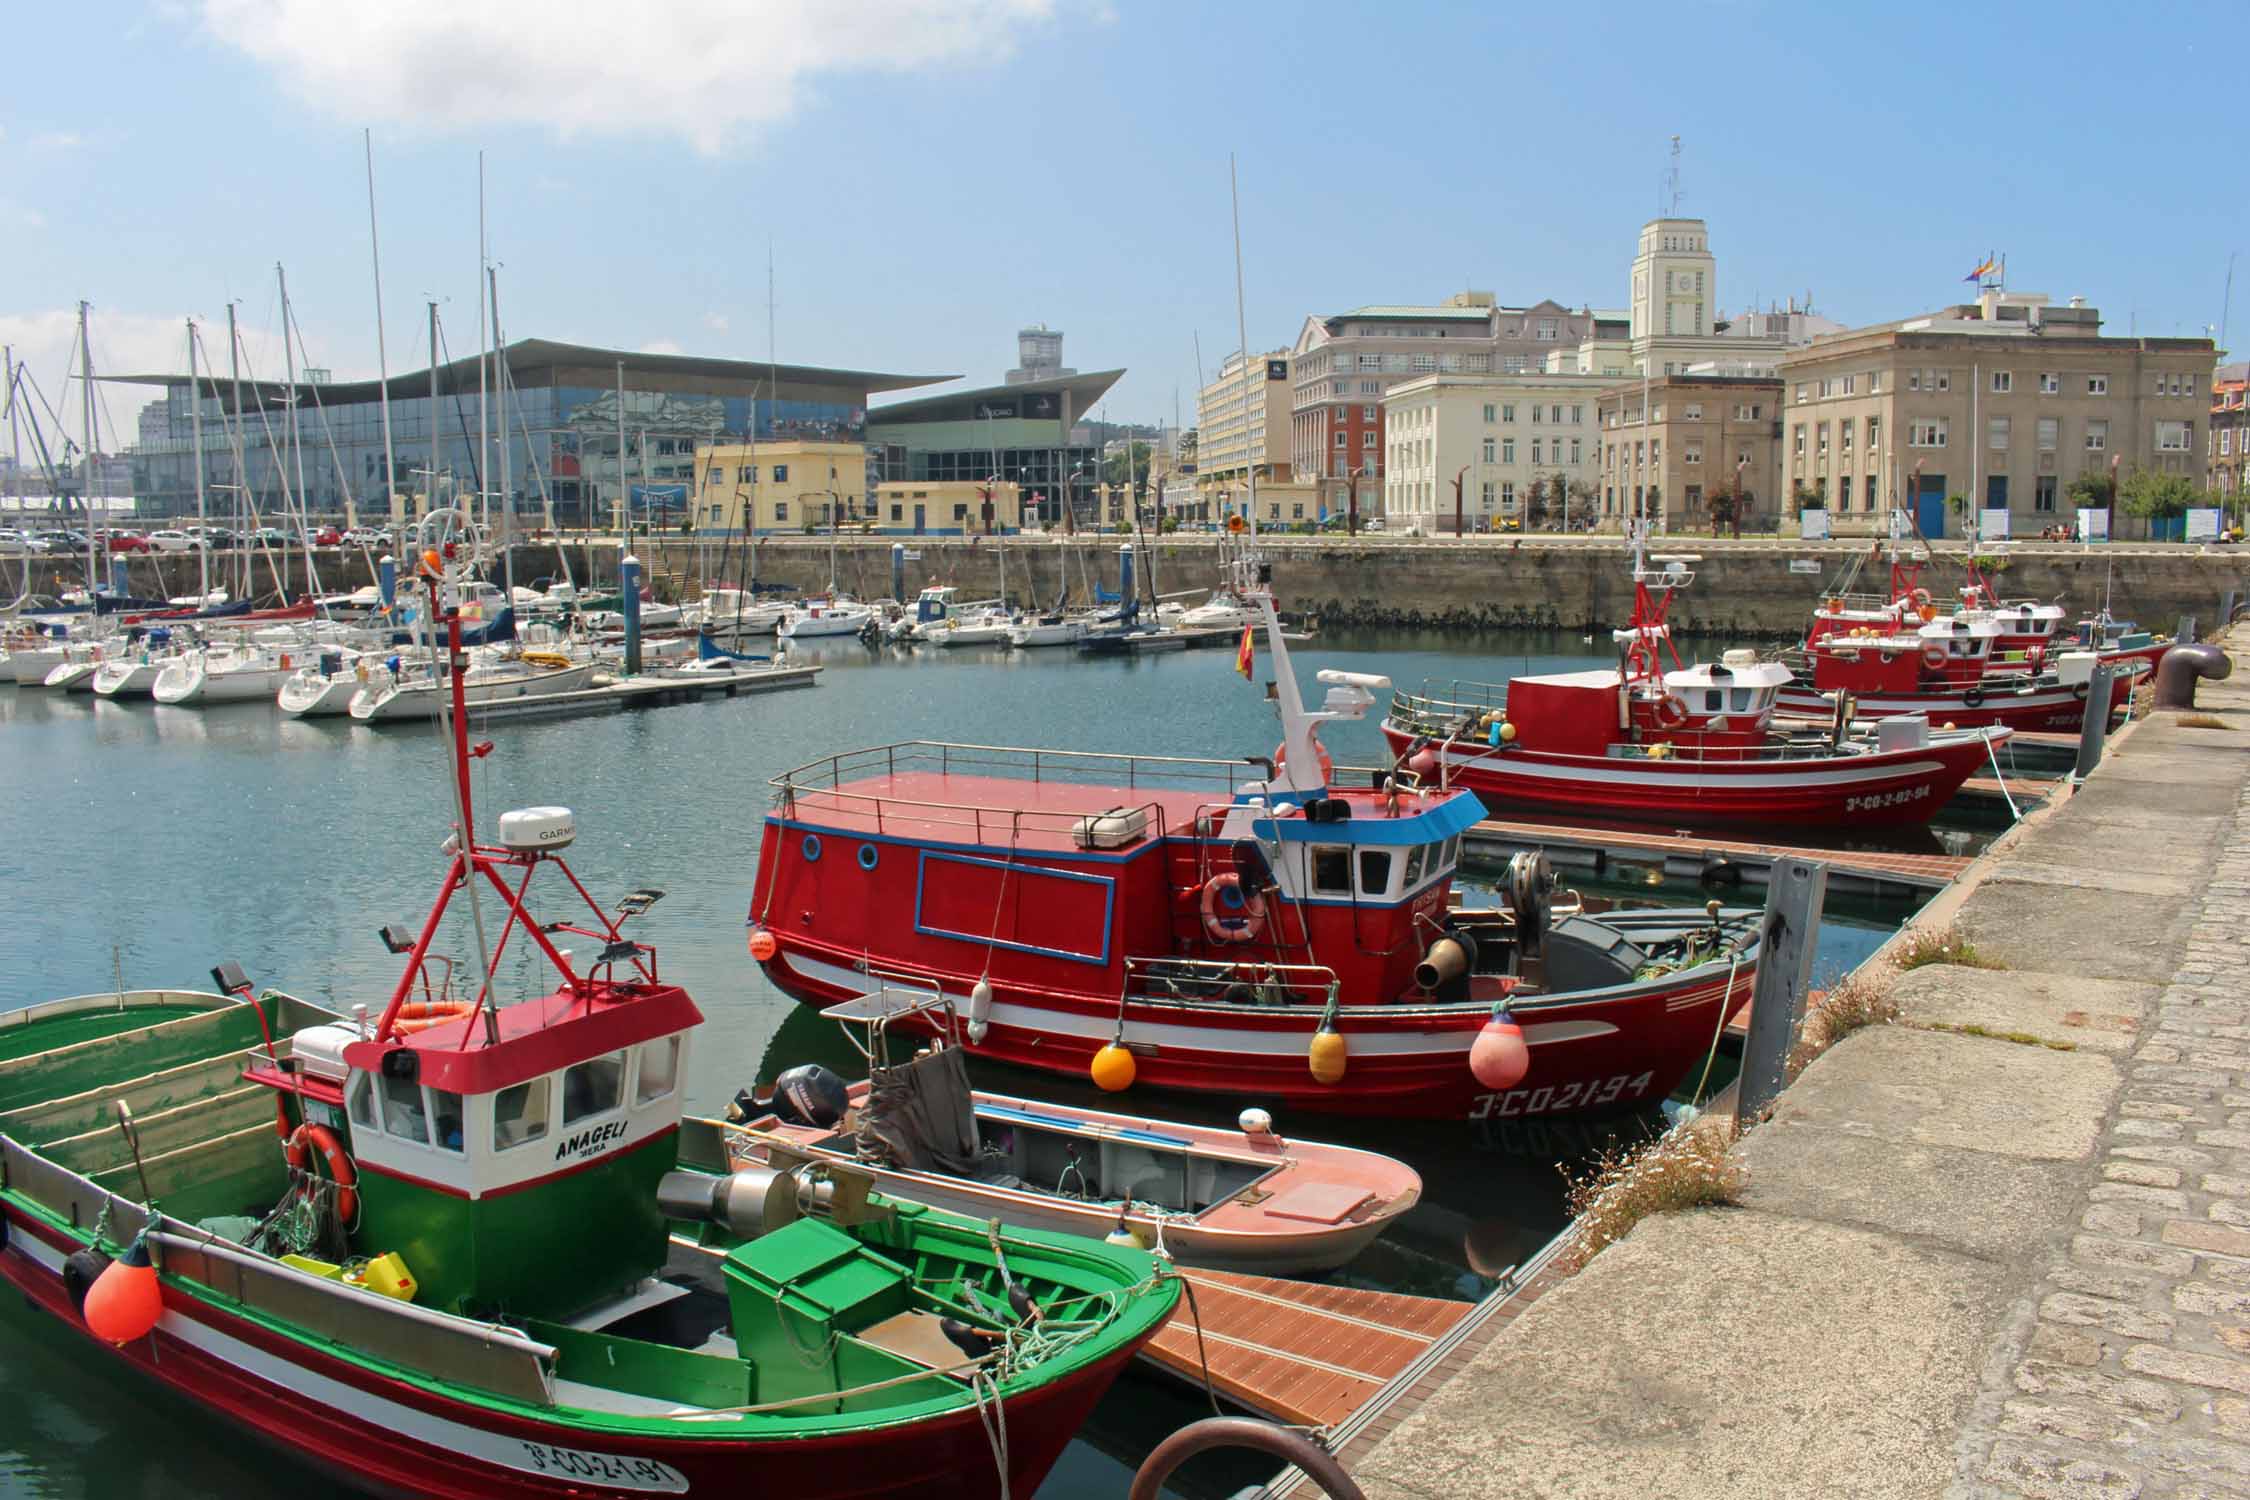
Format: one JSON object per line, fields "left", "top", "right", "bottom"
{"left": 779, "top": 780, "right": 1177, "bottom": 849}
{"left": 1122, "top": 955, "right": 1339, "bottom": 1009}
{"left": 1815, "top": 590, "right": 1910, "bottom": 615}
{"left": 776, "top": 740, "right": 1267, "bottom": 796}
{"left": 0, "top": 1133, "right": 558, "bottom": 1404}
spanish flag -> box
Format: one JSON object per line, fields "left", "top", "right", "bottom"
{"left": 1962, "top": 255, "right": 1998, "bottom": 283}
{"left": 1235, "top": 622, "right": 1255, "bottom": 680}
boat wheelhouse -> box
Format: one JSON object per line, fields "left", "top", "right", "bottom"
{"left": 751, "top": 546, "right": 1764, "bottom": 1121}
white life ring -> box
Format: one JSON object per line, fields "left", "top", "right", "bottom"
{"left": 1201, "top": 873, "right": 1268, "bottom": 945}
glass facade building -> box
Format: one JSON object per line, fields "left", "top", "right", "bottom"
{"left": 117, "top": 340, "right": 946, "bottom": 526}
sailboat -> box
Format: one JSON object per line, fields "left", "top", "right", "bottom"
{"left": 0, "top": 514, "right": 1178, "bottom": 1497}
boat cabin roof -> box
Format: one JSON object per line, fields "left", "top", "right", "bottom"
{"left": 342, "top": 982, "right": 701, "bottom": 1097}
{"left": 1664, "top": 659, "right": 1793, "bottom": 691}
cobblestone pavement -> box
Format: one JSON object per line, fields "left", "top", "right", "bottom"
{"left": 1958, "top": 782, "right": 2250, "bottom": 1497}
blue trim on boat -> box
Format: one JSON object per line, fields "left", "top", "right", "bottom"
{"left": 976, "top": 1103, "right": 1193, "bottom": 1148}
{"left": 912, "top": 850, "right": 1115, "bottom": 967}
{"left": 1252, "top": 791, "right": 1485, "bottom": 846}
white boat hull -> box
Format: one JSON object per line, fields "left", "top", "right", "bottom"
{"left": 780, "top": 612, "right": 872, "bottom": 639}
{"left": 350, "top": 662, "right": 598, "bottom": 722}
{"left": 278, "top": 670, "right": 361, "bottom": 717}
{"left": 8, "top": 648, "right": 68, "bottom": 685}
{"left": 1008, "top": 620, "right": 1085, "bottom": 647}
{"left": 42, "top": 659, "right": 102, "bottom": 692}
{"left": 153, "top": 663, "right": 294, "bottom": 705}
{"left": 93, "top": 660, "right": 163, "bottom": 698}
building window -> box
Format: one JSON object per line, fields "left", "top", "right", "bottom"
{"left": 1501, "top": 438, "right": 1515, "bottom": 463}
{"left": 1531, "top": 441, "right": 1544, "bottom": 466}
{"left": 1501, "top": 482, "right": 1515, "bottom": 508}
{"left": 2037, "top": 417, "right": 2058, "bottom": 451}
{"left": 1868, "top": 373, "right": 1881, "bottom": 395}
{"left": 738, "top": 465, "right": 757, "bottom": 485}
{"left": 1482, "top": 438, "right": 1495, "bottom": 462}
{"left": 1864, "top": 475, "right": 1877, "bottom": 508}
{"left": 1793, "top": 382, "right": 1809, "bottom": 402}
{"left": 1334, "top": 431, "right": 1347, "bottom": 448}
{"left": 773, "top": 464, "right": 789, "bottom": 482}
{"left": 1842, "top": 375, "right": 1856, "bottom": 396}
{"left": 1840, "top": 422, "right": 1853, "bottom": 454}
{"left": 2085, "top": 420, "right": 2108, "bottom": 452}
{"left": 1909, "top": 420, "right": 1948, "bottom": 448}
{"left": 1867, "top": 416, "right": 1881, "bottom": 451}
{"left": 2039, "top": 372, "right": 2059, "bottom": 395}
{"left": 1362, "top": 431, "right": 1375, "bottom": 449}
{"left": 1991, "top": 370, "right": 2013, "bottom": 394}
{"left": 1363, "top": 405, "right": 1376, "bottom": 420}
{"left": 2034, "top": 476, "right": 2058, "bottom": 513}
{"left": 2087, "top": 375, "right": 2108, "bottom": 396}
{"left": 1816, "top": 422, "right": 1829, "bottom": 457}
{"left": 1571, "top": 405, "right": 1584, "bottom": 423}
{"left": 1835, "top": 476, "right": 1851, "bottom": 511}
{"left": 1683, "top": 403, "right": 1703, "bottom": 421}
{"left": 1480, "top": 480, "right": 1495, "bottom": 506}
{"left": 1684, "top": 442, "right": 1703, "bottom": 465}
{"left": 1570, "top": 439, "right": 1581, "bottom": 463}
{"left": 1482, "top": 403, "right": 1496, "bottom": 423}
{"left": 2156, "top": 421, "right": 2191, "bottom": 453}
{"left": 1501, "top": 404, "right": 1516, "bottom": 422}
{"left": 1986, "top": 476, "right": 2008, "bottom": 509}
{"left": 1988, "top": 415, "right": 2009, "bottom": 451}
{"left": 775, "top": 501, "right": 789, "bottom": 520}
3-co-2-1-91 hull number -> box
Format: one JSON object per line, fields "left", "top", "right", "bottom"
{"left": 1468, "top": 1071, "right": 1656, "bottom": 1120}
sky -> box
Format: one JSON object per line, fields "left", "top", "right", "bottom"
{"left": 1, "top": 0, "right": 2243, "bottom": 452}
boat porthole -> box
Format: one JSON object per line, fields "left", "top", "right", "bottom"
{"left": 802, "top": 834, "right": 823, "bottom": 862}
{"left": 857, "top": 843, "right": 880, "bottom": 871}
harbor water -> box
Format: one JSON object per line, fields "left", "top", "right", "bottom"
{"left": 0, "top": 627, "right": 1942, "bottom": 1497}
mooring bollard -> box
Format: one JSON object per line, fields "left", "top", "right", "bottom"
{"left": 620, "top": 552, "right": 643, "bottom": 677}
{"left": 2154, "top": 644, "right": 2234, "bottom": 710}
{"left": 2073, "top": 661, "right": 2117, "bottom": 780}
{"left": 1735, "top": 857, "right": 1828, "bottom": 1130}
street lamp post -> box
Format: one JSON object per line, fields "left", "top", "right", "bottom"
{"left": 1733, "top": 457, "right": 1747, "bottom": 540}
{"left": 1451, "top": 465, "right": 1468, "bottom": 539}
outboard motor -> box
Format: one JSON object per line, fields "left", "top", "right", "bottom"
{"left": 768, "top": 1064, "right": 850, "bottom": 1129}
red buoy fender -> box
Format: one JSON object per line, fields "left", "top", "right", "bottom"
{"left": 284, "top": 1123, "right": 359, "bottom": 1221}
{"left": 1201, "top": 873, "right": 1268, "bottom": 945}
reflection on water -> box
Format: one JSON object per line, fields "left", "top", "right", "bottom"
{"left": 0, "top": 624, "right": 1929, "bottom": 1498}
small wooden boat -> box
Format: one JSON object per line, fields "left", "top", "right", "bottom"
{"left": 729, "top": 1010, "right": 1421, "bottom": 1274}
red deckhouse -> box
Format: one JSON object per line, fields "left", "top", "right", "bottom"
{"left": 1380, "top": 536, "right": 2009, "bottom": 829}
{"left": 750, "top": 544, "right": 1764, "bottom": 1122}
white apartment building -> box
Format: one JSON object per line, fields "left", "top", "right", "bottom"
{"left": 1382, "top": 373, "right": 1611, "bottom": 533}
{"left": 1196, "top": 349, "right": 1293, "bottom": 506}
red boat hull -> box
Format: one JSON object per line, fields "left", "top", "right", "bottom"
{"left": 0, "top": 1211, "right": 1126, "bottom": 1499}
{"left": 758, "top": 938, "right": 1755, "bottom": 1123}
{"left": 1378, "top": 723, "right": 1999, "bottom": 828}
{"left": 1777, "top": 644, "right": 2159, "bottom": 733}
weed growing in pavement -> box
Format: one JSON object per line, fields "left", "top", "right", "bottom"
{"left": 1893, "top": 921, "right": 2004, "bottom": 973}
{"left": 2175, "top": 713, "right": 2232, "bottom": 730}
{"left": 1560, "top": 1121, "right": 1743, "bottom": 1271}
{"left": 1786, "top": 970, "right": 1901, "bottom": 1078}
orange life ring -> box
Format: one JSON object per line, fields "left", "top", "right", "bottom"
{"left": 1272, "top": 735, "right": 1334, "bottom": 784}
{"left": 1910, "top": 588, "right": 1932, "bottom": 608}
{"left": 1921, "top": 643, "right": 1949, "bottom": 670}
{"left": 1201, "top": 872, "right": 1268, "bottom": 945}
{"left": 391, "top": 999, "right": 474, "bottom": 1035}
{"left": 1651, "top": 695, "right": 1688, "bottom": 729}
{"left": 284, "top": 1122, "right": 358, "bottom": 1221}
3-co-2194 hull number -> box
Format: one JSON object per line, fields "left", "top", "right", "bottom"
{"left": 1468, "top": 1071, "right": 1655, "bottom": 1120}
{"left": 518, "top": 1440, "right": 689, "bottom": 1493}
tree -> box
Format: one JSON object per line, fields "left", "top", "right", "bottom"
{"left": 2066, "top": 472, "right": 2117, "bottom": 510}
{"left": 1791, "top": 482, "right": 1824, "bottom": 510}
{"left": 1522, "top": 476, "right": 1551, "bottom": 530}
{"left": 2118, "top": 466, "right": 2196, "bottom": 522}
{"left": 1705, "top": 484, "right": 1741, "bottom": 535}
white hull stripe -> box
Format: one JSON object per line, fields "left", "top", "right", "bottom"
{"left": 5, "top": 1226, "right": 690, "bottom": 1492}
{"left": 1428, "top": 747, "right": 1950, "bottom": 790}
{"left": 788, "top": 954, "right": 1627, "bottom": 1052}
{"left": 1777, "top": 687, "right": 2077, "bottom": 714}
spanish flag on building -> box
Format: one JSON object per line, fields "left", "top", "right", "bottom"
{"left": 1235, "top": 622, "right": 1255, "bottom": 680}
{"left": 1962, "top": 254, "right": 1999, "bottom": 283}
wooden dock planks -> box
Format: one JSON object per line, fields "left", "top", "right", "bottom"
{"left": 1139, "top": 1269, "right": 1473, "bottom": 1431}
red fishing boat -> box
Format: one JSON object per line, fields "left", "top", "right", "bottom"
{"left": 748, "top": 545, "right": 1764, "bottom": 1123}
{"left": 1378, "top": 542, "right": 2007, "bottom": 828}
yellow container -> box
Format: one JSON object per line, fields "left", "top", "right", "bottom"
{"left": 345, "top": 1252, "right": 418, "bottom": 1303}
{"left": 279, "top": 1253, "right": 343, "bottom": 1280}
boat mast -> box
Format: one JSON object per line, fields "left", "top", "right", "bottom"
{"left": 77, "top": 302, "right": 96, "bottom": 602}
{"left": 1229, "top": 152, "right": 1257, "bottom": 540}
{"left": 476, "top": 150, "right": 489, "bottom": 550}
{"left": 278, "top": 263, "right": 323, "bottom": 610}
{"left": 364, "top": 129, "right": 401, "bottom": 558}
{"left": 489, "top": 265, "right": 513, "bottom": 603}
{"left": 614, "top": 359, "right": 627, "bottom": 557}
{"left": 427, "top": 301, "right": 441, "bottom": 523}
{"left": 225, "top": 301, "right": 249, "bottom": 599}
{"left": 187, "top": 320, "right": 207, "bottom": 602}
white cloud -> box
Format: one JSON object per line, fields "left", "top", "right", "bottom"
{"left": 198, "top": 0, "right": 1061, "bottom": 153}
{"left": 30, "top": 131, "right": 85, "bottom": 150}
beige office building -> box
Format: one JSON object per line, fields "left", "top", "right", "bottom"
{"left": 1382, "top": 373, "right": 1611, "bottom": 533}
{"left": 690, "top": 440, "right": 868, "bottom": 532}
{"left": 1776, "top": 289, "right": 2216, "bottom": 536}
{"left": 1597, "top": 375, "right": 1786, "bottom": 530}
{"left": 1196, "top": 349, "right": 1294, "bottom": 516}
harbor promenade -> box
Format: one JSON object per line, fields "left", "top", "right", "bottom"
{"left": 1346, "top": 627, "right": 2250, "bottom": 1499}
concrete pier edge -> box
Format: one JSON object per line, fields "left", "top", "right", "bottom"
{"left": 1338, "top": 625, "right": 2250, "bottom": 1500}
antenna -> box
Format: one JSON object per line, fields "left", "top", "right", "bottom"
{"left": 1662, "top": 134, "right": 1683, "bottom": 216}
{"left": 2223, "top": 251, "right": 2237, "bottom": 358}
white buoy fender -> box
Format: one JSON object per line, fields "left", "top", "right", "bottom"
{"left": 967, "top": 978, "right": 993, "bottom": 1043}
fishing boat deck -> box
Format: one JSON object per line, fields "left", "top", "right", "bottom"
{"left": 1462, "top": 818, "right": 1973, "bottom": 896}
{"left": 1138, "top": 1268, "right": 1473, "bottom": 1430}
{"left": 780, "top": 767, "right": 1263, "bottom": 852}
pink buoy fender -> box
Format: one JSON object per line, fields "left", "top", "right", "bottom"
{"left": 1201, "top": 873, "right": 1267, "bottom": 945}
{"left": 1469, "top": 1006, "right": 1530, "bottom": 1090}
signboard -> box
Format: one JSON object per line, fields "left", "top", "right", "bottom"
{"left": 2077, "top": 507, "right": 2110, "bottom": 542}
{"left": 1265, "top": 359, "right": 1289, "bottom": 382}
{"left": 1887, "top": 508, "right": 1907, "bottom": 540}
{"left": 1978, "top": 508, "right": 2011, "bottom": 540}
{"left": 1023, "top": 393, "right": 1061, "bottom": 420}
{"left": 2186, "top": 508, "right": 2223, "bottom": 542}
{"left": 630, "top": 483, "right": 689, "bottom": 512}
{"left": 1788, "top": 558, "right": 1823, "bottom": 575}
{"left": 1798, "top": 508, "right": 1831, "bottom": 540}
{"left": 972, "top": 400, "right": 1018, "bottom": 420}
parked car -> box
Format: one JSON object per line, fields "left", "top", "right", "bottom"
{"left": 0, "top": 528, "right": 45, "bottom": 555}
{"left": 146, "top": 529, "right": 198, "bottom": 553}
{"left": 100, "top": 530, "right": 151, "bottom": 553}
{"left": 312, "top": 526, "right": 345, "bottom": 547}
{"left": 249, "top": 526, "right": 288, "bottom": 546}
{"left": 343, "top": 526, "right": 389, "bottom": 547}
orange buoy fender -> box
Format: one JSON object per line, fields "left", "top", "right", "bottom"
{"left": 83, "top": 1235, "right": 164, "bottom": 1345}
{"left": 1272, "top": 735, "right": 1334, "bottom": 784}
{"left": 1200, "top": 873, "right": 1268, "bottom": 945}
{"left": 284, "top": 1123, "right": 359, "bottom": 1221}
{"left": 1469, "top": 1008, "right": 1531, "bottom": 1090}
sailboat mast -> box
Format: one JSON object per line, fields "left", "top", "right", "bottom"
{"left": 614, "top": 359, "right": 627, "bottom": 552}
{"left": 476, "top": 150, "right": 489, "bottom": 546}
{"left": 278, "top": 263, "right": 320, "bottom": 607}
{"left": 364, "top": 129, "right": 401, "bottom": 555}
{"left": 427, "top": 301, "right": 441, "bottom": 519}
{"left": 188, "top": 321, "right": 207, "bottom": 600}
{"left": 77, "top": 302, "right": 96, "bottom": 598}
{"left": 226, "top": 302, "right": 248, "bottom": 597}
{"left": 1229, "top": 152, "right": 1257, "bottom": 539}
{"left": 489, "top": 266, "right": 513, "bottom": 602}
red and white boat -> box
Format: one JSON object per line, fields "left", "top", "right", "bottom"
{"left": 749, "top": 545, "right": 1765, "bottom": 1123}
{"left": 1378, "top": 543, "right": 2008, "bottom": 829}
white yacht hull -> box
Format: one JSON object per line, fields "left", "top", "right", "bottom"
{"left": 8, "top": 648, "right": 68, "bottom": 685}
{"left": 278, "top": 670, "right": 361, "bottom": 717}
{"left": 349, "top": 662, "right": 598, "bottom": 722}
{"left": 1008, "top": 620, "right": 1085, "bottom": 647}
{"left": 93, "top": 660, "right": 163, "bottom": 698}
{"left": 779, "top": 612, "right": 872, "bottom": 639}
{"left": 153, "top": 662, "right": 294, "bottom": 705}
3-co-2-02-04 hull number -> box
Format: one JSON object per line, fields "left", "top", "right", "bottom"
{"left": 1468, "top": 1071, "right": 1656, "bottom": 1120}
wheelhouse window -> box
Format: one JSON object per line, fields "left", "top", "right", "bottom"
{"left": 347, "top": 1073, "right": 376, "bottom": 1130}
{"left": 429, "top": 1088, "right": 466, "bottom": 1153}
{"left": 1403, "top": 845, "right": 1430, "bottom": 889}
{"left": 636, "top": 1037, "right": 683, "bottom": 1105}
{"left": 495, "top": 1077, "right": 553, "bottom": 1150}
{"left": 380, "top": 1071, "right": 430, "bottom": 1144}
{"left": 1356, "top": 849, "right": 1394, "bottom": 897}
{"left": 1730, "top": 688, "right": 1754, "bottom": 712}
{"left": 1310, "top": 847, "right": 1352, "bottom": 895}
{"left": 563, "top": 1053, "right": 627, "bottom": 1124}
